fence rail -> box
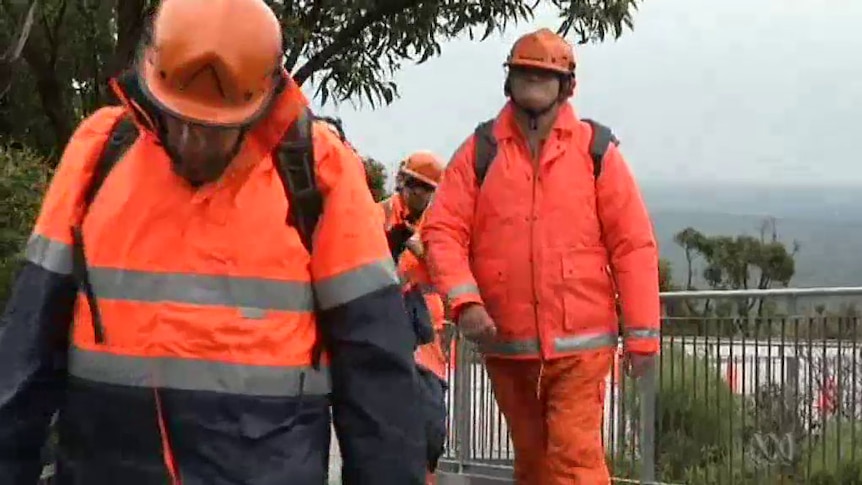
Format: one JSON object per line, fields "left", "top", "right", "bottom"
{"left": 439, "top": 287, "right": 862, "bottom": 484}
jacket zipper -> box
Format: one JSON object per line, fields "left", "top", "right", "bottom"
{"left": 530, "top": 153, "right": 545, "bottom": 399}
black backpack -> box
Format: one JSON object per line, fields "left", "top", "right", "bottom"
{"left": 70, "top": 108, "right": 328, "bottom": 367}
{"left": 471, "top": 117, "right": 619, "bottom": 186}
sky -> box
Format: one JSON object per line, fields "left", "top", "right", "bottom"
{"left": 305, "top": 0, "right": 862, "bottom": 187}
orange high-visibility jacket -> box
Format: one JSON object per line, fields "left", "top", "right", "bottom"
{"left": 0, "top": 71, "right": 426, "bottom": 484}
{"left": 422, "top": 102, "right": 660, "bottom": 359}
{"left": 380, "top": 193, "right": 407, "bottom": 230}
{"left": 380, "top": 200, "right": 449, "bottom": 380}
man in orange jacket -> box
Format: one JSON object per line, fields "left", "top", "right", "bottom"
{"left": 380, "top": 152, "right": 450, "bottom": 485}
{"left": 422, "top": 29, "right": 660, "bottom": 484}
{"left": 0, "top": 0, "right": 427, "bottom": 483}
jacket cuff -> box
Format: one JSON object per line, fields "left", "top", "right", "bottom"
{"left": 623, "top": 326, "right": 660, "bottom": 354}
{"left": 449, "top": 294, "right": 483, "bottom": 322}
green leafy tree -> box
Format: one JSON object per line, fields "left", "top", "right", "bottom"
{"left": 658, "top": 257, "right": 675, "bottom": 292}
{"left": 670, "top": 222, "right": 798, "bottom": 333}
{"left": 0, "top": 0, "right": 644, "bottom": 159}
{"left": 362, "top": 157, "right": 389, "bottom": 202}
{"left": 673, "top": 226, "right": 710, "bottom": 291}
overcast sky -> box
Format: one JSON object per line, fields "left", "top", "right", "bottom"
{"left": 306, "top": 0, "right": 862, "bottom": 187}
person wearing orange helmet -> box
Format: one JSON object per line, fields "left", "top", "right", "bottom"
{"left": 0, "top": 0, "right": 428, "bottom": 483}
{"left": 384, "top": 152, "right": 441, "bottom": 257}
{"left": 378, "top": 157, "right": 410, "bottom": 233}
{"left": 422, "top": 28, "right": 660, "bottom": 484}
{"left": 377, "top": 152, "right": 451, "bottom": 485}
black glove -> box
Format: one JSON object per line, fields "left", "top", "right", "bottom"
{"left": 417, "top": 368, "right": 447, "bottom": 473}
{"left": 386, "top": 223, "right": 415, "bottom": 260}
{"left": 404, "top": 287, "right": 435, "bottom": 347}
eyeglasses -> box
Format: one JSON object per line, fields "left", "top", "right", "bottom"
{"left": 403, "top": 177, "right": 435, "bottom": 192}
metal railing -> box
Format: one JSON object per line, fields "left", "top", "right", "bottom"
{"left": 438, "top": 287, "right": 862, "bottom": 484}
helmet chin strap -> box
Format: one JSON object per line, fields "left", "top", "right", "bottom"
{"left": 508, "top": 75, "right": 567, "bottom": 130}
{"left": 513, "top": 98, "right": 558, "bottom": 130}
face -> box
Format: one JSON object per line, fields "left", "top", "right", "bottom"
{"left": 400, "top": 177, "right": 435, "bottom": 215}
{"left": 162, "top": 115, "right": 244, "bottom": 186}
{"left": 507, "top": 66, "right": 563, "bottom": 111}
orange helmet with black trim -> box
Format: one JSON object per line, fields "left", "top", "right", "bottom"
{"left": 505, "top": 28, "right": 575, "bottom": 75}
{"left": 399, "top": 151, "right": 444, "bottom": 188}
{"left": 139, "top": 0, "right": 283, "bottom": 126}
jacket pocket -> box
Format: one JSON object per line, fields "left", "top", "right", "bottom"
{"left": 561, "top": 248, "right": 615, "bottom": 332}
{"left": 472, "top": 258, "right": 507, "bottom": 311}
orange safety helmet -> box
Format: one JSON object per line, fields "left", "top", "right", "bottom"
{"left": 505, "top": 28, "right": 575, "bottom": 75}
{"left": 399, "top": 151, "right": 444, "bottom": 188}
{"left": 139, "top": 0, "right": 283, "bottom": 126}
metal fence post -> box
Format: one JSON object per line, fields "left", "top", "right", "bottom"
{"left": 638, "top": 360, "right": 657, "bottom": 483}
{"left": 452, "top": 334, "right": 474, "bottom": 471}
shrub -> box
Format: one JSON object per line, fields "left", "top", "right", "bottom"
{"left": 614, "top": 346, "right": 749, "bottom": 482}
{"left": 0, "top": 143, "right": 48, "bottom": 305}
{"left": 362, "top": 157, "right": 389, "bottom": 202}
{"left": 656, "top": 347, "right": 746, "bottom": 478}
{"left": 806, "top": 420, "right": 862, "bottom": 484}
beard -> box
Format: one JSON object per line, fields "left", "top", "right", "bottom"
{"left": 169, "top": 147, "right": 235, "bottom": 187}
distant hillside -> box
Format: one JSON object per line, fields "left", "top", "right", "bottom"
{"left": 652, "top": 209, "right": 862, "bottom": 288}
{"left": 641, "top": 181, "right": 862, "bottom": 223}
{"left": 641, "top": 182, "right": 862, "bottom": 289}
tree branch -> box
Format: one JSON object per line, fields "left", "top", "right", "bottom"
{"left": 292, "top": 0, "right": 423, "bottom": 85}
{"left": 19, "top": 0, "right": 74, "bottom": 157}
{"left": 108, "top": 0, "right": 149, "bottom": 78}
{"left": 40, "top": 0, "right": 68, "bottom": 66}
{"left": 282, "top": 0, "right": 323, "bottom": 73}
{"left": 0, "top": 0, "right": 38, "bottom": 99}
{"left": 1, "top": 0, "right": 38, "bottom": 62}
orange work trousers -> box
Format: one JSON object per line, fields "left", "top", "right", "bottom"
{"left": 485, "top": 350, "right": 614, "bottom": 485}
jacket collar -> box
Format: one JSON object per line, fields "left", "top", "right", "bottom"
{"left": 494, "top": 100, "right": 579, "bottom": 141}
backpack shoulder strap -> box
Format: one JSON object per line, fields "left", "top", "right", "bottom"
{"left": 72, "top": 113, "right": 138, "bottom": 344}
{"left": 274, "top": 107, "right": 322, "bottom": 255}
{"left": 274, "top": 108, "right": 327, "bottom": 370}
{"left": 582, "top": 118, "right": 619, "bottom": 179}
{"left": 82, "top": 114, "right": 139, "bottom": 213}
{"left": 472, "top": 119, "right": 498, "bottom": 186}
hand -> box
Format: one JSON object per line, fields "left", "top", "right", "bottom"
{"left": 386, "top": 223, "right": 415, "bottom": 259}
{"left": 458, "top": 304, "right": 496, "bottom": 345}
{"left": 625, "top": 352, "right": 656, "bottom": 379}
{"left": 405, "top": 235, "right": 424, "bottom": 259}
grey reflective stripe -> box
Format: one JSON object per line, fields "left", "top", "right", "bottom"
{"left": 480, "top": 331, "right": 619, "bottom": 356}
{"left": 624, "top": 328, "right": 660, "bottom": 339}
{"left": 69, "top": 346, "right": 331, "bottom": 397}
{"left": 480, "top": 338, "right": 540, "bottom": 355}
{"left": 314, "top": 258, "right": 398, "bottom": 310}
{"left": 25, "top": 234, "right": 73, "bottom": 275}
{"left": 447, "top": 283, "right": 478, "bottom": 300}
{"left": 89, "top": 267, "right": 314, "bottom": 312}
{"left": 554, "top": 332, "right": 619, "bottom": 352}
{"left": 398, "top": 279, "right": 436, "bottom": 295}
